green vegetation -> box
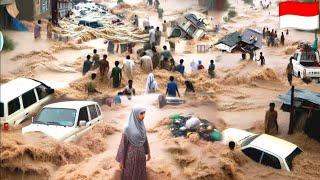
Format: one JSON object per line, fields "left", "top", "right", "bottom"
{"left": 3, "top": 35, "right": 15, "bottom": 51}
{"left": 228, "top": 9, "right": 237, "bottom": 18}
{"left": 223, "top": 8, "right": 237, "bottom": 22}
{"left": 242, "top": 0, "right": 253, "bottom": 5}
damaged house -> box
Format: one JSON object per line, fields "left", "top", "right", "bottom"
{"left": 215, "top": 28, "right": 262, "bottom": 58}
{"left": 279, "top": 89, "right": 320, "bottom": 142}
{"left": 170, "top": 13, "right": 206, "bottom": 40}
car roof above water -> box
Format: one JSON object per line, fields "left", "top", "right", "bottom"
{"left": 249, "top": 134, "right": 298, "bottom": 159}
{"left": 44, "top": 101, "right": 98, "bottom": 110}
{"left": 0, "top": 78, "right": 42, "bottom": 103}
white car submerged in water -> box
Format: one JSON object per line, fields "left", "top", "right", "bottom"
{"left": 222, "top": 128, "right": 302, "bottom": 172}
{"left": 22, "top": 101, "right": 103, "bottom": 142}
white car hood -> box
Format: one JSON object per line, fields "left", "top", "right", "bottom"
{"left": 22, "top": 124, "right": 74, "bottom": 141}
{"left": 221, "top": 128, "right": 256, "bottom": 145}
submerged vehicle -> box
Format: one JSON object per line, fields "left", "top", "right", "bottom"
{"left": 0, "top": 78, "right": 54, "bottom": 127}
{"left": 222, "top": 128, "right": 302, "bottom": 171}
{"left": 78, "top": 19, "right": 103, "bottom": 29}
{"left": 22, "top": 101, "right": 103, "bottom": 142}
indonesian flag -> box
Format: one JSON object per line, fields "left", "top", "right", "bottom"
{"left": 279, "top": 1, "right": 319, "bottom": 30}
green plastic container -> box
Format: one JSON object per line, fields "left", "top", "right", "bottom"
{"left": 210, "top": 130, "right": 222, "bottom": 141}
{"left": 169, "top": 113, "right": 180, "bottom": 120}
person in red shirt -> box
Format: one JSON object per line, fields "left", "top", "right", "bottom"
{"left": 197, "top": 60, "right": 205, "bottom": 70}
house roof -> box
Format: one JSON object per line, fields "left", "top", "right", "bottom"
{"left": 215, "top": 31, "right": 241, "bottom": 47}
{"left": 185, "top": 13, "right": 205, "bottom": 29}
{"left": 241, "top": 29, "right": 263, "bottom": 49}
{"left": 279, "top": 89, "right": 320, "bottom": 107}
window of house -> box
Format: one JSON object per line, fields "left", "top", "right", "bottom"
{"left": 8, "top": 98, "right": 21, "bottom": 115}
{"left": 22, "top": 90, "right": 37, "bottom": 108}
{"left": 41, "top": 0, "right": 48, "bottom": 13}
{"left": 186, "top": 25, "right": 197, "bottom": 35}
{"left": 78, "top": 107, "right": 89, "bottom": 125}
{"left": 261, "top": 152, "right": 281, "bottom": 169}
{"left": 242, "top": 148, "right": 263, "bottom": 163}
{"left": 88, "top": 105, "right": 98, "bottom": 120}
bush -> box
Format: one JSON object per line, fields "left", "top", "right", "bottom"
{"left": 3, "top": 35, "right": 15, "bottom": 51}
{"left": 227, "top": 9, "right": 237, "bottom": 19}
{"left": 223, "top": 16, "right": 229, "bottom": 22}
{"left": 242, "top": 0, "right": 253, "bottom": 4}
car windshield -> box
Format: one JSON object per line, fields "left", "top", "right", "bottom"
{"left": 34, "top": 108, "right": 76, "bottom": 127}
{"left": 241, "top": 134, "right": 260, "bottom": 147}
{"left": 285, "top": 147, "right": 302, "bottom": 170}
{"left": 0, "top": 102, "right": 4, "bottom": 117}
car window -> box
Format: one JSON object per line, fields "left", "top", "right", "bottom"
{"left": 78, "top": 107, "right": 89, "bottom": 124}
{"left": 89, "top": 105, "right": 98, "bottom": 120}
{"left": 34, "top": 108, "right": 76, "bottom": 127}
{"left": 36, "top": 85, "right": 49, "bottom": 100}
{"left": 241, "top": 135, "right": 260, "bottom": 147}
{"left": 242, "top": 147, "right": 263, "bottom": 163}
{"left": 261, "top": 152, "right": 281, "bottom": 169}
{"left": 22, "top": 89, "right": 37, "bottom": 108}
{"left": 95, "top": 104, "right": 101, "bottom": 116}
{"left": 8, "top": 98, "right": 21, "bottom": 115}
{"left": 0, "top": 102, "right": 4, "bottom": 117}
{"left": 285, "top": 147, "right": 302, "bottom": 170}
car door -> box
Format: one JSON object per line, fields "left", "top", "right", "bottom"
{"left": 95, "top": 104, "right": 102, "bottom": 122}
{"left": 260, "top": 152, "right": 282, "bottom": 170}
{"left": 74, "top": 106, "right": 90, "bottom": 139}
{"left": 6, "top": 97, "right": 24, "bottom": 125}
{"left": 88, "top": 104, "right": 99, "bottom": 125}
{"left": 20, "top": 89, "right": 39, "bottom": 124}
{"left": 242, "top": 147, "right": 263, "bottom": 163}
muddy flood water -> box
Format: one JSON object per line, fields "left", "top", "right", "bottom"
{"left": 1, "top": 0, "right": 320, "bottom": 179}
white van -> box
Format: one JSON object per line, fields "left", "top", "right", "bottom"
{"left": 0, "top": 78, "right": 54, "bottom": 126}
{"left": 22, "top": 101, "right": 103, "bottom": 142}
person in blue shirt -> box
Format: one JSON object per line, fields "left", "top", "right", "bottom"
{"left": 175, "top": 59, "right": 185, "bottom": 75}
{"left": 166, "top": 76, "right": 180, "bottom": 97}
{"left": 83, "top": 55, "right": 93, "bottom": 75}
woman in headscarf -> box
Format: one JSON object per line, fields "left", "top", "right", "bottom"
{"left": 145, "top": 73, "right": 157, "bottom": 93}
{"left": 116, "top": 106, "right": 150, "bottom": 180}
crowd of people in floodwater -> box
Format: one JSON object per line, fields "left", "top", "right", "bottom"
{"left": 82, "top": 45, "right": 216, "bottom": 98}
{"left": 262, "top": 27, "right": 287, "bottom": 47}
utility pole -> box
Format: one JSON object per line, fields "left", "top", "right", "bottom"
{"left": 288, "top": 85, "right": 295, "bottom": 134}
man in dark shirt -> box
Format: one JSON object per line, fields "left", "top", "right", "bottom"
{"left": 175, "top": 59, "right": 185, "bottom": 75}
{"left": 110, "top": 61, "right": 122, "bottom": 88}
{"left": 166, "top": 76, "right": 180, "bottom": 97}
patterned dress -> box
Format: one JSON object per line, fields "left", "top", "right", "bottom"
{"left": 116, "top": 134, "right": 150, "bottom": 180}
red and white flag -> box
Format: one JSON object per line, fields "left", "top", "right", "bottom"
{"left": 279, "top": 1, "right": 319, "bottom": 30}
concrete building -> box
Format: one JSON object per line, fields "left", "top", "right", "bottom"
{"left": 15, "top": 0, "right": 51, "bottom": 21}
